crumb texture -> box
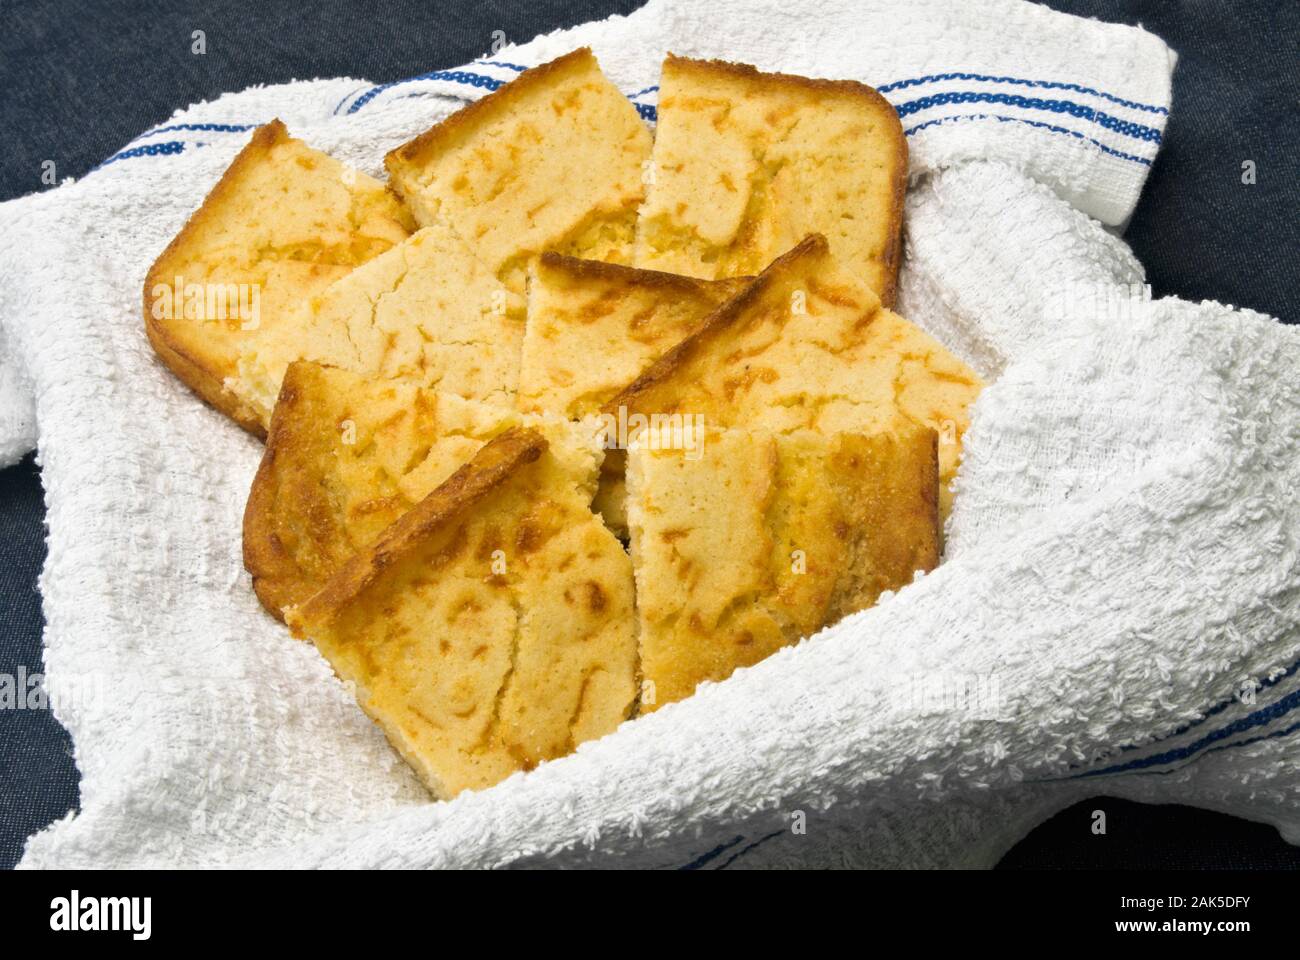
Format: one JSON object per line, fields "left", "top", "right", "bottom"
{"left": 386, "top": 49, "right": 653, "bottom": 294}
{"left": 634, "top": 56, "right": 906, "bottom": 304}
{"left": 288, "top": 428, "right": 636, "bottom": 798}
{"left": 145, "top": 120, "right": 413, "bottom": 430}
{"left": 611, "top": 236, "right": 983, "bottom": 519}
{"left": 628, "top": 424, "right": 939, "bottom": 708}
{"left": 244, "top": 361, "right": 600, "bottom": 619}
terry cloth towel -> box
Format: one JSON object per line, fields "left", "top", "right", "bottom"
{"left": 3, "top": 0, "right": 1298, "bottom": 870}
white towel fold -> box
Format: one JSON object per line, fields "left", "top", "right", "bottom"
{"left": 4, "top": 0, "right": 1296, "bottom": 870}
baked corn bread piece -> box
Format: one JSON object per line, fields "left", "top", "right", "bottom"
{"left": 287, "top": 427, "right": 637, "bottom": 798}
{"left": 244, "top": 361, "right": 599, "bottom": 619}
{"left": 144, "top": 119, "right": 414, "bottom": 434}
{"left": 232, "top": 221, "right": 523, "bottom": 429}
{"left": 635, "top": 55, "right": 907, "bottom": 305}
{"left": 516, "top": 254, "right": 747, "bottom": 537}
{"left": 516, "top": 253, "right": 749, "bottom": 419}
{"left": 385, "top": 48, "right": 653, "bottom": 293}
{"left": 608, "top": 234, "right": 983, "bottom": 518}
{"left": 627, "top": 423, "right": 939, "bottom": 709}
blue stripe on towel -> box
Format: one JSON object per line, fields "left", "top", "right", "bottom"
{"left": 905, "top": 113, "right": 1153, "bottom": 165}
{"left": 98, "top": 140, "right": 185, "bottom": 167}
{"left": 1068, "top": 684, "right": 1300, "bottom": 780}
{"left": 896, "top": 91, "right": 1162, "bottom": 143}
{"left": 877, "top": 71, "right": 1168, "bottom": 114}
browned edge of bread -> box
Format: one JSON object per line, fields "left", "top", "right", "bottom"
{"left": 286, "top": 426, "right": 547, "bottom": 634}
{"left": 603, "top": 233, "right": 830, "bottom": 417}
{"left": 384, "top": 47, "right": 601, "bottom": 177}
{"left": 538, "top": 250, "right": 752, "bottom": 296}
{"left": 142, "top": 119, "right": 293, "bottom": 439}
{"left": 242, "top": 360, "right": 316, "bottom": 620}
{"left": 661, "top": 54, "right": 908, "bottom": 307}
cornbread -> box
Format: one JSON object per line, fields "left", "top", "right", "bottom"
{"left": 385, "top": 48, "right": 653, "bottom": 293}
{"left": 635, "top": 55, "right": 907, "bottom": 305}
{"left": 516, "top": 253, "right": 749, "bottom": 419}
{"left": 244, "top": 361, "right": 601, "bottom": 620}
{"left": 608, "top": 234, "right": 983, "bottom": 518}
{"left": 287, "top": 427, "right": 637, "bottom": 798}
{"left": 232, "top": 221, "right": 523, "bottom": 429}
{"left": 144, "top": 119, "right": 414, "bottom": 434}
{"left": 628, "top": 423, "right": 938, "bottom": 709}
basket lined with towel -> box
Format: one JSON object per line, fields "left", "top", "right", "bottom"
{"left": 3, "top": 0, "right": 1298, "bottom": 869}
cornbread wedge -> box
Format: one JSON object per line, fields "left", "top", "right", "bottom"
{"left": 628, "top": 423, "right": 939, "bottom": 710}
{"left": 608, "top": 234, "right": 983, "bottom": 519}
{"left": 244, "top": 361, "right": 599, "bottom": 620}
{"left": 516, "top": 253, "right": 749, "bottom": 419}
{"left": 385, "top": 48, "right": 653, "bottom": 293}
{"left": 144, "top": 120, "right": 414, "bottom": 434}
{"left": 287, "top": 427, "right": 637, "bottom": 798}
{"left": 635, "top": 55, "right": 907, "bottom": 305}
{"left": 232, "top": 221, "right": 523, "bottom": 429}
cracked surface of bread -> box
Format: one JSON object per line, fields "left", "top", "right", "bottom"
{"left": 244, "top": 361, "right": 600, "bottom": 620}
{"left": 608, "top": 235, "right": 983, "bottom": 519}
{"left": 634, "top": 55, "right": 907, "bottom": 305}
{"left": 384, "top": 48, "right": 653, "bottom": 293}
{"left": 232, "top": 221, "right": 523, "bottom": 429}
{"left": 516, "top": 253, "right": 749, "bottom": 419}
{"left": 287, "top": 427, "right": 637, "bottom": 799}
{"left": 627, "top": 423, "right": 939, "bottom": 710}
{"left": 144, "top": 119, "right": 414, "bottom": 434}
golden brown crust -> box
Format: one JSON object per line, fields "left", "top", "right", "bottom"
{"left": 537, "top": 251, "right": 748, "bottom": 297}
{"left": 385, "top": 48, "right": 597, "bottom": 177}
{"left": 143, "top": 120, "right": 291, "bottom": 435}
{"left": 652, "top": 55, "right": 908, "bottom": 307}
{"left": 288, "top": 427, "right": 546, "bottom": 633}
{"left": 242, "top": 362, "right": 311, "bottom": 617}
{"left": 604, "top": 234, "right": 828, "bottom": 416}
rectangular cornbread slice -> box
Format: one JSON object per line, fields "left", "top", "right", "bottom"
{"left": 144, "top": 119, "right": 414, "bottom": 435}
{"left": 634, "top": 55, "right": 907, "bottom": 305}
{"left": 384, "top": 48, "right": 653, "bottom": 293}
{"left": 231, "top": 220, "right": 523, "bottom": 429}
{"left": 627, "top": 423, "right": 939, "bottom": 710}
{"left": 244, "top": 361, "right": 600, "bottom": 620}
{"left": 287, "top": 427, "right": 637, "bottom": 798}
{"left": 515, "top": 253, "right": 749, "bottom": 419}
{"left": 608, "top": 234, "right": 983, "bottom": 519}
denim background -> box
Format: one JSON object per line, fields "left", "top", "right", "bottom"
{"left": 1, "top": 0, "right": 1296, "bottom": 870}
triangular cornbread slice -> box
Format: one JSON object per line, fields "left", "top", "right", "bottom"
{"left": 385, "top": 48, "right": 653, "bottom": 293}
{"left": 608, "top": 234, "right": 983, "bottom": 518}
{"left": 627, "top": 423, "right": 939, "bottom": 710}
{"left": 244, "top": 361, "right": 599, "bottom": 620}
{"left": 144, "top": 120, "right": 414, "bottom": 434}
{"left": 287, "top": 427, "right": 637, "bottom": 798}
{"left": 231, "top": 221, "right": 523, "bottom": 429}
{"left": 635, "top": 55, "right": 907, "bottom": 305}
{"left": 516, "top": 253, "right": 749, "bottom": 419}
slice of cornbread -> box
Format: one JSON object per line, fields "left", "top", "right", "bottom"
{"left": 635, "top": 55, "right": 907, "bottom": 305}
{"left": 628, "top": 423, "right": 939, "bottom": 710}
{"left": 287, "top": 427, "right": 637, "bottom": 798}
{"left": 144, "top": 120, "right": 414, "bottom": 434}
{"left": 608, "top": 234, "right": 983, "bottom": 519}
{"left": 244, "top": 361, "right": 599, "bottom": 620}
{"left": 516, "top": 253, "right": 749, "bottom": 419}
{"left": 385, "top": 48, "right": 653, "bottom": 293}
{"left": 231, "top": 221, "right": 523, "bottom": 429}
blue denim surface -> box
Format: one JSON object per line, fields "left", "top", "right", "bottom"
{"left": 0, "top": 0, "right": 1296, "bottom": 870}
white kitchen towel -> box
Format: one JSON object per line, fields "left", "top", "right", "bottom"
{"left": 3, "top": 0, "right": 1296, "bottom": 870}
